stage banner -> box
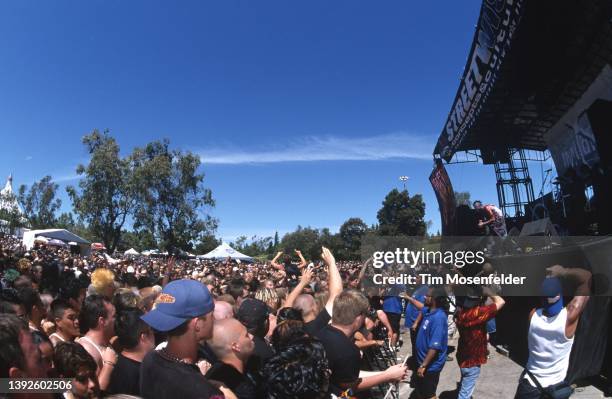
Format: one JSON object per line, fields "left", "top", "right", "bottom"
{"left": 546, "top": 65, "right": 612, "bottom": 177}
{"left": 435, "top": 0, "right": 525, "bottom": 161}
{"left": 429, "top": 159, "right": 456, "bottom": 236}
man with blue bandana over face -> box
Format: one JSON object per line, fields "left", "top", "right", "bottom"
{"left": 515, "top": 266, "right": 592, "bottom": 399}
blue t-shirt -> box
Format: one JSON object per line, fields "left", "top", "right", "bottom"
{"left": 382, "top": 284, "right": 405, "bottom": 314}
{"left": 415, "top": 307, "right": 448, "bottom": 372}
{"left": 404, "top": 284, "right": 429, "bottom": 327}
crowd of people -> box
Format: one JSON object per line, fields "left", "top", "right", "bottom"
{"left": 0, "top": 232, "right": 593, "bottom": 399}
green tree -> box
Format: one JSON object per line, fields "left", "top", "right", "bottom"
{"left": 232, "top": 235, "right": 273, "bottom": 257}
{"left": 119, "top": 230, "right": 157, "bottom": 252}
{"left": 280, "top": 226, "right": 321, "bottom": 261}
{"left": 338, "top": 217, "right": 368, "bottom": 260}
{"left": 55, "top": 212, "right": 76, "bottom": 230}
{"left": 67, "top": 130, "right": 135, "bottom": 252}
{"left": 55, "top": 212, "right": 97, "bottom": 242}
{"left": 18, "top": 176, "right": 61, "bottom": 229}
{"left": 194, "top": 234, "right": 220, "bottom": 255}
{"left": 376, "top": 189, "right": 426, "bottom": 236}
{"left": 132, "top": 139, "right": 217, "bottom": 252}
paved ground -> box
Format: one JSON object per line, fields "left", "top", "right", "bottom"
{"left": 393, "top": 330, "right": 604, "bottom": 398}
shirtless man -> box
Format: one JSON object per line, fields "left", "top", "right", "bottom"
{"left": 77, "top": 294, "right": 118, "bottom": 392}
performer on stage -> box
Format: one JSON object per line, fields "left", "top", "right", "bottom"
{"left": 473, "top": 201, "right": 507, "bottom": 237}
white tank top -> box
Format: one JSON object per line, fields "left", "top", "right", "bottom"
{"left": 525, "top": 307, "right": 574, "bottom": 388}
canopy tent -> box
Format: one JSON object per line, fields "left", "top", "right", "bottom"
{"left": 141, "top": 249, "right": 169, "bottom": 257}
{"left": 124, "top": 248, "right": 140, "bottom": 256}
{"left": 47, "top": 239, "right": 68, "bottom": 247}
{"left": 23, "top": 229, "right": 90, "bottom": 255}
{"left": 198, "top": 242, "right": 253, "bottom": 262}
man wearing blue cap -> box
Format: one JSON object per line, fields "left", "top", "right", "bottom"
{"left": 515, "top": 265, "right": 591, "bottom": 399}
{"left": 139, "top": 279, "right": 230, "bottom": 399}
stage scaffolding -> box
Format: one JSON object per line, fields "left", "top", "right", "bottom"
{"left": 444, "top": 149, "right": 551, "bottom": 219}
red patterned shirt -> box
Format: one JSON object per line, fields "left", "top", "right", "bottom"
{"left": 456, "top": 303, "right": 498, "bottom": 368}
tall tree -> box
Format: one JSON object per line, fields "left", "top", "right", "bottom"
{"left": 67, "top": 130, "right": 135, "bottom": 252}
{"left": 194, "top": 234, "right": 220, "bottom": 255}
{"left": 338, "top": 217, "right": 368, "bottom": 260}
{"left": 119, "top": 229, "right": 157, "bottom": 252}
{"left": 377, "top": 189, "right": 426, "bottom": 236}
{"left": 280, "top": 226, "right": 321, "bottom": 261}
{"left": 132, "top": 140, "right": 217, "bottom": 252}
{"left": 18, "top": 176, "right": 61, "bottom": 229}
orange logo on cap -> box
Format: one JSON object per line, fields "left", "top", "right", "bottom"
{"left": 153, "top": 293, "right": 176, "bottom": 309}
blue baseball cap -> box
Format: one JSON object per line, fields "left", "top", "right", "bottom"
{"left": 541, "top": 277, "right": 563, "bottom": 316}
{"left": 141, "top": 279, "right": 214, "bottom": 332}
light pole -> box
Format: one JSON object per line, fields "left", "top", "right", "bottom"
{"left": 399, "top": 175, "right": 409, "bottom": 191}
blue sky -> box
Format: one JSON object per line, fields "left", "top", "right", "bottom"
{"left": 0, "top": 1, "right": 553, "bottom": 242}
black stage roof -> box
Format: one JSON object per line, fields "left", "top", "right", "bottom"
{"left": 434, "top": 0, "right": 612, "bottom": 163}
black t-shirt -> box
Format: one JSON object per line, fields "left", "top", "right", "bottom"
{"left": 251, "top": 336, "right": 274, "bottom": 362}
{"left": 140, "top": 350, "right": 222, "bottom": 399}
{"left": 315, "top": 324, "right": 361, "bottom": 395}
{"left": 244, "top": 336, "right": 274, "bottom": 398}
{"left": 206, "top": 362, "right": 256, "bottom": 399}
{"left": 285, "top": 263, "right": 300, "bottom": 279}
{"left": 304, "top": 308, "right": 331, "bottom": 336}
{"left": 198, "top": 342, "right": 219, "bottom": 364}
{"left": 107, "top": 353, "right": 141, "bottom": 396}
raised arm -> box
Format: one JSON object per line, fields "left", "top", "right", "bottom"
{"left": 547, "top": 265, "right": 592, "bottom": 338}
{"left": 322, "top": 247, "right": 342, "bottom": 312}
{"left": 295, "top": 249, "right": 308, "bottom": 269}
{"left": 161, "top": 257, "right": 176, "bottom": 287}
{"left": 282, "top": 267, "right": 313, "bottom": 308}
{"left": 271, "top": 251, "right": 284, "bottom": 271}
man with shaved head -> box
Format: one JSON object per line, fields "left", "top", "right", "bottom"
{"left": 206, "top": 318, "right": 256, "bottom": 399}
{"left": 213, "top": 301, "right": 234, "bottom": 321}
{"left": 287, "top": 247, "right": 343, "bottom": 336}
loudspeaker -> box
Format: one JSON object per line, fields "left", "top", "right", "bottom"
{"left": 519, "top": 218, "right": 558, "bottom": 236}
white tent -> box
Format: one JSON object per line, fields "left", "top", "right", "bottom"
{"left": 198, "top": 242, "right": 253, "bottom": 262}
{"left": 23, "top": 229, "right": 90, "bottom": 254}
{"left": 124, "top": 248, "right": 140, "bottom": 256}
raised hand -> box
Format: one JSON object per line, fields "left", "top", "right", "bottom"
{"left": 300, "top": 267, "right": 314, "bottom": 285}
{"left": 321, "top": 246, "right": 335, "bottom": 265}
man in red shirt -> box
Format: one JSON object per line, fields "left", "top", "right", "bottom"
{"left": 455, "top": 288, "right": 505, "bottom": 399}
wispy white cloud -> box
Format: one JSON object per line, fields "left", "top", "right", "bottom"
{"left": 197, "top": 132, "right": 435, "bottom": 165}
{"left": 53, "top": 174, "right": 80, "bottom": 183}
{"left": 24, "top": 156, "right": 33, "bottom": 161}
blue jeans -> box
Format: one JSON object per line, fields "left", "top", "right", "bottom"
{"left": 458, "top": 366, "right": 481, "bottom": 399}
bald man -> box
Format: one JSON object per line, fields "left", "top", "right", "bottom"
{"left": 197, "top": 302, "right": 234, "bottom": 367}
{"left": 205, "top": 318, "right": 256, "bottom": 399}
{"left": 213, "top": 301, "right": 234, "bottom": 321}
{"left": 295, "top": 293, "right": 333, "bottom": 336}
